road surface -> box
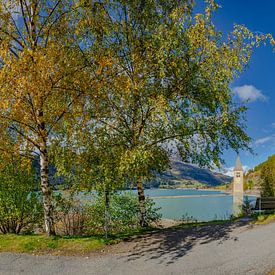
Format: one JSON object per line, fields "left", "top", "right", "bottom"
{"left": 0, "top": 221, "right": 274, "bottom": 275}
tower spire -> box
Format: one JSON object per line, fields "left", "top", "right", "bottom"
{"left": 234, "top": 155, "right": 243, "bottom": 171}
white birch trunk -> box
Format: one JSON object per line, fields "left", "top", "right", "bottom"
{"left": 40, "top": 143, "right": 55, "bottom": 236}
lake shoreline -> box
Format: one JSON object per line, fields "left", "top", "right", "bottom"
{"left": 157, "top": 187, "right": 259, "bottom": 197}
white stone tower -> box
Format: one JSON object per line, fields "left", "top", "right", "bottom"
{"left": 233, "top": 155, "right": 244, "bottom": 194}
{"left": 233, "top": 155, "right": 244, "bottom": 215}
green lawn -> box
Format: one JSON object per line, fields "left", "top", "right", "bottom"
{"left": 0, "top": 234, "right": 107, "bottom": 256}
{"left": 0, "top": 227, "right": 155, "bottom": 256}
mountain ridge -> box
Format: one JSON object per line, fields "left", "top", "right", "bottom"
{"left": 145, "top": 160, "right": 232, "bottom": 188}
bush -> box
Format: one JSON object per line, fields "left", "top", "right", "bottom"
{"left": 53, "top": 194, "right": 87, "bottom": 236}
{"left": 0, "top": 160, "right": 43, "bottom": 234}
{"left": 52, "top": 191, "right": 161, "bottom": 236}
{"left": 84, "top": 192, "right": 162, "bottom": 235}
{"left": 242, "top": 197, "right": 254, "bottom": 216}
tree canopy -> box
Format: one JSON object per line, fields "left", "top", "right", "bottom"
{"left": 72, "top": 0, "right": 269, "bottom": 225}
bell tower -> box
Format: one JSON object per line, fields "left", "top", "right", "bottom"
{"left": 233, "top": 155, "right": 244, "bottom": 194}
{"left": 232, "top": 155, "right": 244, "bottom": 215}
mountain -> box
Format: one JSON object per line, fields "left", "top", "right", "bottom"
{"left": 145, "top": 160, "right": 232, "bottom": 188}
{"left": 33, "top": 157, "right": 232, "bottom": 189}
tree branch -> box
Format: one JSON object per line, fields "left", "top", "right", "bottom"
{"left": 9, "top": 125, "right": 40, "bottom": 149}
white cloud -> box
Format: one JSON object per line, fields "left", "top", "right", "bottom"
{"left": 255, "top": 135, "right": 275, "bottom": 145}
{"left": 232, "top": 85, "right": 267, "bottom": 102}
{"left": 271, "top": 123, "right": 275, "bottom": 128}
{"left": 223, "top": 167, "right": 234, "bottom": 177}
{"left": 219, "top": 165, "right": 250, "bottom": 177}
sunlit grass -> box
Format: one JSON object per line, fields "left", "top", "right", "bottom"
{"left": 0, "top": 234, "right": 106, "bottom": 256}
{"left": 253, "top": 213, "right": 275, "bottom": 225}
{"left": 0, "top": 226, "right": 157, "bottom": 256}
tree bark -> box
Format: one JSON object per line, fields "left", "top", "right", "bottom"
{"left": 40, "top": 143, "right": 55, "bottom": 236}
{"left": 104, "top": 189, "right": 110, "bottom": 238}
{"left": 137, "top": 176, "right": 147, "bottom": 227}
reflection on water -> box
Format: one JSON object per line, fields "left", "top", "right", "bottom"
{"left": 233, "top": 192, "right": 244, "bottom": 217}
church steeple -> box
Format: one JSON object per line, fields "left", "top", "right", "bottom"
{"left": 234, "top": 155, "right": 243, "bottom": 172}
{"left": 232, "top": 155, "right": 244, "bottom": 216}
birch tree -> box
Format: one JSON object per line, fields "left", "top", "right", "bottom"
{"left": 0, "top": 0, "right": 88, "bottom": 235}
{"left": 78, "top": 0, "right": 272, "bottom": 226}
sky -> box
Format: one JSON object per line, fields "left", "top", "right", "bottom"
{"left": 196, "top": 0, "right": 275, "bottom": 173}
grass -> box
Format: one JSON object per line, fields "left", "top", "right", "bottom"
{"left": 0, "top": 234, "right": 107, "bottom": 256}
{"left": 253, "top": 213, "right": 275, "bottom": 225}
{"left": 0, "top": 227, "right": 157, "bottom": 256}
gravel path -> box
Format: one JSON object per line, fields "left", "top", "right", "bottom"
{"left": 0, "top": 221, "right": 274, "bottom": 275}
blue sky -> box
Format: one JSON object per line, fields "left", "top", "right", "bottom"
{"left": 197, "top": 0, "right": 275, "bottom": 171}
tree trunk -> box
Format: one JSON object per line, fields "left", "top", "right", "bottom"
{"left": 104, "top": 189, "right": 110, "bottom": 238}
{"left": 137, "top": 176, "right": 147, "bottom": 227}
{"left": 40, "top": 144, "right": 55, "bottom": 236}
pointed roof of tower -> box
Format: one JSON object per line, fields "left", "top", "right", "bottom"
{"left": 234, "top": 155, "right": 243, "bottom": 171}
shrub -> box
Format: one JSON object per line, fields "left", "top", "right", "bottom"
{"left": 53, "top": 194, "right": 87, "bottom": 236}
{"left": 0, "top": 159, "right": 43, "bottom": 234}
{"left": 242, "top": 197, "right": 254, "bottom": 216}
{"left": 52, "top": 191, "right": 161, "bottom": 236}
{"left": 84, "top": 191, "right": 162, "bottom": 235}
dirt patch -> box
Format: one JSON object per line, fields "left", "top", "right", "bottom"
{"left": 153, "top": 219, "right": 182, "bottom": 228}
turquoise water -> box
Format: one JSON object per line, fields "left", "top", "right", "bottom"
{"left": 134, "top": 189, "right": 255, "bottom": 221}
{"left": 77, "top": 189, "right": 256, "bottom": 222}
{"left": 146, "top": 189, "right": 255, "bottom": 221}
{"left": 143, "top": 188, "right": 223, "bottom": 197}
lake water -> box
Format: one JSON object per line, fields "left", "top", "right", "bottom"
{"left": 78, "top": 188, "right": 256, "bottom": 222}
{"left": 145, "top": 189, "right": 256, "bottom": 221}
{"left": 139, "top": 189, "right": 256, "bottom": 221}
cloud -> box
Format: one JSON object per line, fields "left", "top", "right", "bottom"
{"left": 255, "top": 135, "right": 275, "bottom": 145}
{"left": 232, "top": 85, "right": 267, "bottom": 102}
{"left": 221, "top": 165, "right": 250, "bottom": 177}
{"left": 223, "top": 167, "right": 234, "bottom": 177}
{"left": 272, "top": 123, "right": 275, "bottom": 128}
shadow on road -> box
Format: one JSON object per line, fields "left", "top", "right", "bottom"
{"left": 120, "top": 221, "right": 251, "bottom": 265}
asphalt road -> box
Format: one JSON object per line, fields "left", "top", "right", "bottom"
{"left": 0, "top": 221, "right": 274, "bottom": 275}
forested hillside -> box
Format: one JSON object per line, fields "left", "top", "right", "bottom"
{"left": 245, "top": 155, "right": 275, "bottom": 192}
